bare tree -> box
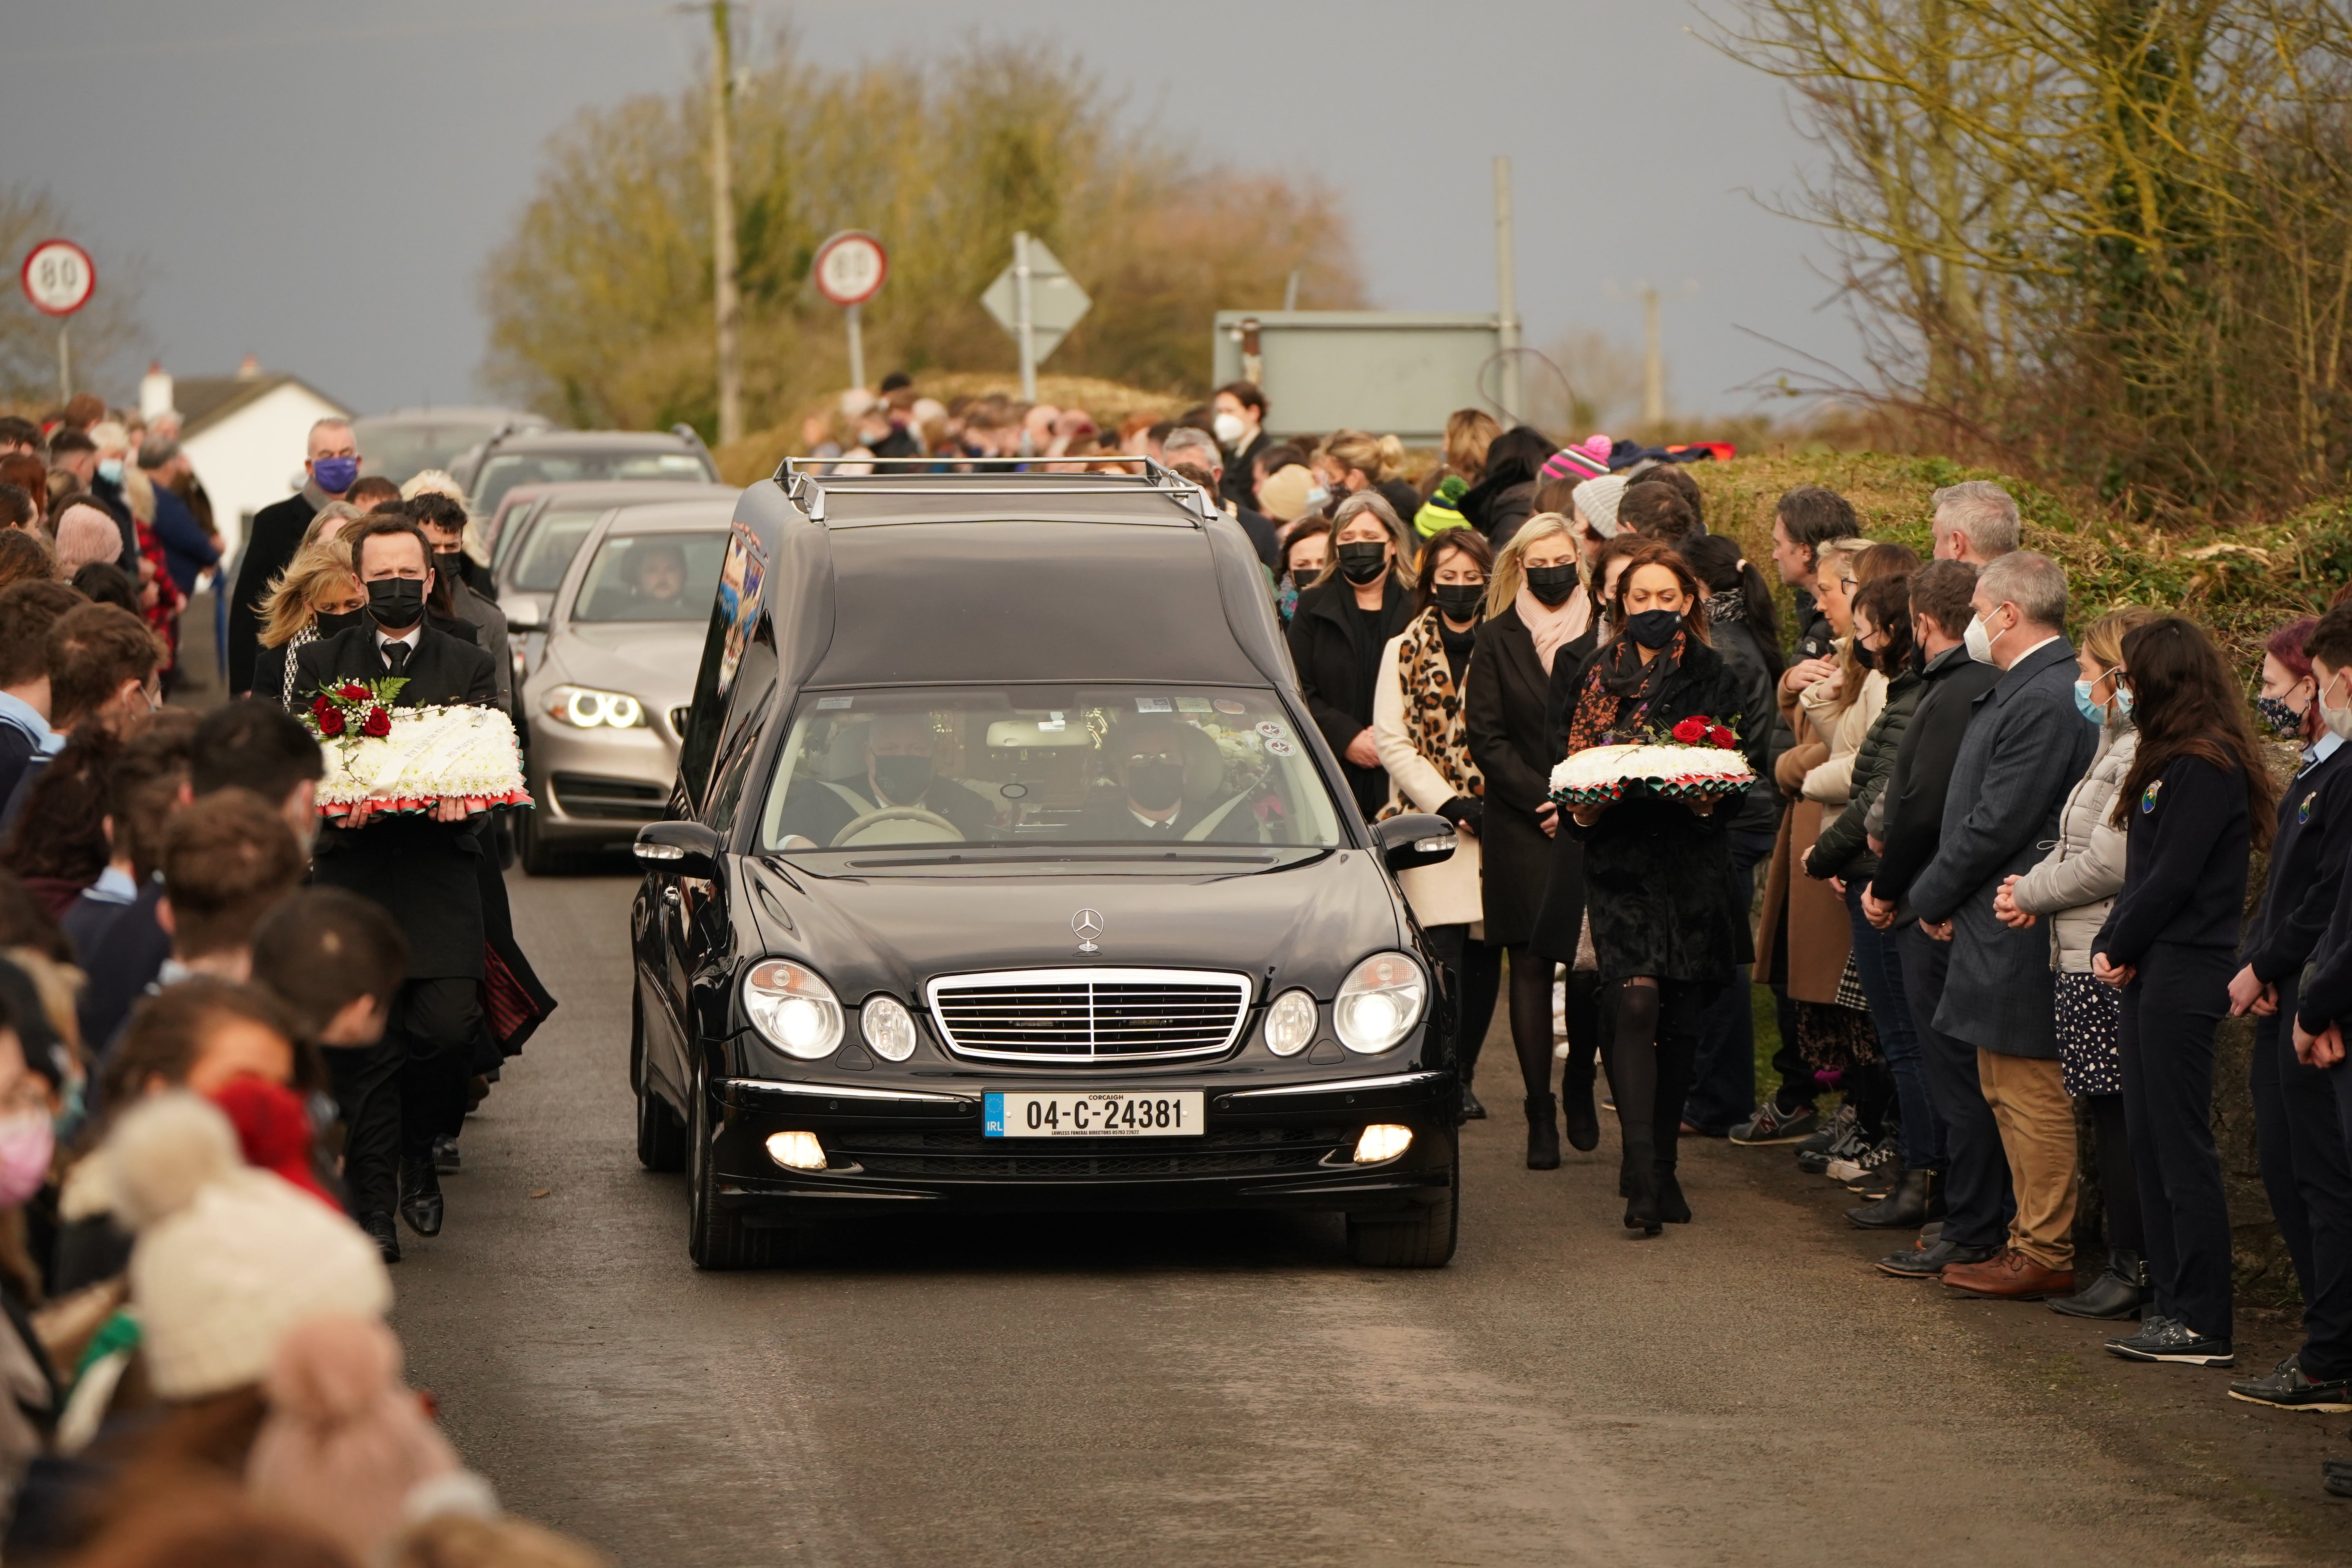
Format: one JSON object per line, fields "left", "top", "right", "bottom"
{"left": 0, "top": 183, "right": 144, "bottom": 409}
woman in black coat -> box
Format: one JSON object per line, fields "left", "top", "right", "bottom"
{"left": 1288, "top": 494, "right": 1418, "bottom": 818}
{"left": 1467, "top": 514, "right": 1593, "bottom": 1168}
{"left": 1561, "top": 540, "right": 1750, "bottom": 1234}
{"left": 1529, "top": 533, "right": 1648, "bottom": 1157}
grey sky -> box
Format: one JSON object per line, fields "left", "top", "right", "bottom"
{"left": 0, "top": 0, "right": 1857, "bottom": 425}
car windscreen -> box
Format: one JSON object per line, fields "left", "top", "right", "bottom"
{"left": 508, "top": 509, "right": 609, "bottom": 592}
{"left": 568, "top": 530, "right": 727, "bottom": 623}
{"left": 756, "top": 686, "right": 1345, "bottom": 858}
{"left": 474, "top": 450, "right": 712, "bottom": 516}
{"left": 356, "top": 421, "right": 501, "bottom": 486}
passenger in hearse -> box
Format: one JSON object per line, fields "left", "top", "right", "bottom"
{"left": 772, "top": 712, "right": 998, "bottom": 846}
{"left": 1078, "top": 717, "right": 1255, "bottom": 842}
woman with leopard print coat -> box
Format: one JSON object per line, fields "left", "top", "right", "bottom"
{"left": 1373, "top": 528, "right": 1502, "bottom": 1125}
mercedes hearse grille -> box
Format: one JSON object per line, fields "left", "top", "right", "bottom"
{"left": 925, "top": 968, "right": 1253, "bottom": 1063}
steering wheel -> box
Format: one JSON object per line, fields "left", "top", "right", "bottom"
{"left": 829, "top": 805, "right": 964, "bottom": 848}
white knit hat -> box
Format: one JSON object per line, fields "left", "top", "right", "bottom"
{"left": 1570, "top": 475, "right": 1630, "bottom": 538}
{"left": 111, "top": 1093, "right": 392, "bottom": 1401}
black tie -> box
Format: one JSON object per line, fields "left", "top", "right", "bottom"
{"left": 383, "top": 640, "right": 409, "bottom": 675}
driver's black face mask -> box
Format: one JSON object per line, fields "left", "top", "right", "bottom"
{"left": 1125, "top": 758, "right": 1187, "bottom": 812}
{"left": 871, "top": 753, "right": 935, "bottom": 805}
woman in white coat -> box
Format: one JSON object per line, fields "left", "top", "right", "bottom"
{"left": 1998, "top": 606, "right": 2157, "bottom": 1319}
{"left": 1372, "top": 528, "right": 1497, "bottom": 1122}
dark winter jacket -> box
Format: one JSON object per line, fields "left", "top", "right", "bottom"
{"left": 2094, "top": 755, "right": 2254, "bottom": 963}
{"left": 1806, "top": 662, "right": 1924, "bottom": 883}
{"left": 1464, "top": 604, "right": 1564, "bottom": 947}
{"left": 1869, "top": 644, "right": 2002, "bottom": 908}
{"left": 2241, "top": 737, "right": 2352, "bottom": 984}
{"left": 1560, "top": 636, "right": 1750, "bottom": 984}
{"left": 1287, "top": 575, "right": 1416, "bottom": 818}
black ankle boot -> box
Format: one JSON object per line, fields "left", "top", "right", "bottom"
{"left": 2047, "top": 1250, "right": 2147, "bottom": 1320}
{"left": 1562, "top": 1073, "right": 1600, "bottom": 1152}
{"left": 1655, "top": 1162, "right": 1691, "bottom": 1224}
{"left": 1621, "top": 1132, "right": 1660, "bottom": 1235}
{"left": 1524, "top": 1093, "right": 1560, "bottom": 1169}
{"left": 1846, "top": 1167, "right": 1936, "bottom": 1230}
{"left": 1458, "top": 1079, "right": 1487, "bottom": 1122}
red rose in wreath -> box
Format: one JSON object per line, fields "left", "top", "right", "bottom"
{"left": 316, "top": 705, "right": 347, "bottom": 738}
{"left": 1672, "top": 717, "right": 1708, "bottom": 744}
{"left": 309, "top": 693, "right": 334, "bottom": 719}
{"left": 360, "top": 705, "right": 392, "bottom": 739}
{"left": 1709, "top": 725, "right": 1738, "bottom": 750}
{"left": 338, "top": 683, "right": 370, "bottom": 701}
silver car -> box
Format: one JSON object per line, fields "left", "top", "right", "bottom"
{"left": 517, "top": 499, "right": 733, "bottom": 871}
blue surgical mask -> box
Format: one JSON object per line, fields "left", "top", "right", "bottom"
{"left": 96, "top": 457, "right": 123, "bottom": 485}
{"left": 2074, "top": 678, "right": 2131, "bottom": 725}
{"left": 312, "top": 455, "right": 360, "bottom": 494}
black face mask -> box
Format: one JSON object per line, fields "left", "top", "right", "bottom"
{"left": 313, "top": 608, "right": 364, "bottom": 638}
{"left": 1625, "top": 608, "right": 1684, "bottom": 650}
{"left": 366, "top": 576, "right": 426, "bottom": 631}
{"left": 1432, "top": 583, "right": 1485, "bottom": 623}
{"left": 1336, "top": 540, "right": 1389, "bottom": 584}
{"left": 432, "top": 549, "right": 467, "bottom": 583}
{"left": 1125, "top": 759, "right": 1187, "bottom": 812}
{"left": 871, "top": 753, "right": 935, "bottom": 804}
{"left": 1524, "top": 563, "right": 1579, "bottom": 606}
{"left": 1852, "top": 641, "right": 1878, "bottom": 671}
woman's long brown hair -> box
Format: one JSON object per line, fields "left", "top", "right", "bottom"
{"left": 2112, "top": 616, "right": 2280, "bottom": 849}
{"left": 1606, "top": 539, "right": 1711, "bottom": 648}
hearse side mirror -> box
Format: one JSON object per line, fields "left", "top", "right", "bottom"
{"left": 1369, "top": 813, "right": 1456, "bottom": 877}
{"left": 634, "top": 820, "right": 722, "bottom": 878}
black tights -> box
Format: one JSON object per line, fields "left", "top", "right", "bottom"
{"left": 1604, "top": 978, "right": 1700, "bottom": 1164}
{"left": 2089, "top": 1092, "right": 2146, "bottom": 1256}
{"left": 1846, "top": 1060, "right": 1896, "bottom": 1144}
{"left": 1503, "top": 946, "right": 1558, "bottom": 1100}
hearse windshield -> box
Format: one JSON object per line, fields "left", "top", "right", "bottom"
{"left": 756, "top": 687, "right": 1347, "bottom": 857}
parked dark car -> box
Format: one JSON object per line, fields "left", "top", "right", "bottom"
{"left": 629, "top": 460, "right": 1463, "bottom": 1270}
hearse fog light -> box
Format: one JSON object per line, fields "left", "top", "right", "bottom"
{"left": 1261, "top": 988, "right": 1317, "bottom": 1056}
{"left": 546, "top": 684, "right": 646, "bottom": 729}
{"left": 1334, "top": 953, "right": 1426, "bottom": 1054}
{"left": 860, "top": 994, "right": 918, "bottom": 1062}
{"left": 742, "top": 960, "right": 845, "bottom": 1059}
{"left": 1353, "top": 1124, "right": 1414, "bottom": 1164}
{"left": 765, "top": 1131, "right": 828, "bottom": 1171}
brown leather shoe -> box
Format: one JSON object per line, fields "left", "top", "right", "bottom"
{"left": 1942, "top": 1248, "right": 2075, "bottom": 1300}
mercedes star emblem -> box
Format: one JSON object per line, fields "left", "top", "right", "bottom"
{"left": 1071, "top": 908, "right": 1104, "bottom": 953}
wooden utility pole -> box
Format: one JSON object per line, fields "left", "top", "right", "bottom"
{"left": 709, "top": 0, "right": 742, "bottom": 446}
{"left": 1641, "top": 283, "right": 1665, "bottom": 427}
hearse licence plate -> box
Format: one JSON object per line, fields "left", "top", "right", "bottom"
{"left": 984, "top": 1091, "right": 1204, "bottom": 1138}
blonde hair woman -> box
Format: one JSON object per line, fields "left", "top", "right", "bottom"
{"left": 1465, "top": 511, "right": 1596, "bottom": 1166}
{"left": 1442, "top": 409, "right": 1502, "bottom": 486}
{"left": 1316, "top": 430, "right": 1405, "bottom": 497}
{"left": 252, "top": 541, "right": 364, "bottom": 708}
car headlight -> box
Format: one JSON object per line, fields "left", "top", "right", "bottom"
{"left": 860, "top": 994, "right": 917, "bottom": 1062}
{"left": 743, "top": 959, "right": 844, "bottom": 1059}
{"left": 1262, "top": 988, "right": 1317, "bottom": 1056}
{"left": 545, "top": 684, "right": 646, "bottom": 729}
{"left": 1333, "top": 953, "right": 1426, "bottom": 1055}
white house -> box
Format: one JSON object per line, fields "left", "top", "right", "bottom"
{"left": 165, "top": 357, "right": 350, "bottom": 562}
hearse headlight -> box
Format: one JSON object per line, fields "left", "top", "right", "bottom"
{"left": 743, "top": 960, "right": 844, "bottom": 1059}
{"left": 1262, "top": 988, "right": 1317, "bottom": 1056}
{"left": 1334, "top": 953, "right": 1426, "bottom": 1055}
{"left": 860, "top": 994, "right": 918, "bottom": 1062}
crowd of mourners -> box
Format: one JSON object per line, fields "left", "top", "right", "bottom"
{"left": 824, "top": 381, "right": 2352, "bottom": 1503}
{"left": 0, "top": 405, "right": 596, "bottom": 1562}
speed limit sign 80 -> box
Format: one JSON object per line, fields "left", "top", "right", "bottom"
{"left": 21, "top": 240, "right": 95, "bottom": 317}
{"left": 811, "top": 231, "right": 887, "bottom": 309}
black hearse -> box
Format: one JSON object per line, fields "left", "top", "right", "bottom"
{"left": 629, "top": 459, "right": 1461, "bottom": 1269}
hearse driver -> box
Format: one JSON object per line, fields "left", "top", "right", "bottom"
{"left": 1078, "top": 717, "right": 1254, "bottom": 842}
{"left": 772, "top": 711, "right": 998, "bottom": 847}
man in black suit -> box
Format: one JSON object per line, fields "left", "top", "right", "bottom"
{"left": 228, "top": 416, "right": 361, "bottom": 695}
{"left": 769, "top": 711, "right": 997, "bottom": 847}
{"left": 1078, "top": 718, "right": 1235, "bottom": 841}
{"left": 295, "top": 514, "right": 497, "bottom": 1262}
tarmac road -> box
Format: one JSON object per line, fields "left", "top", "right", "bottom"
{"left": 392, "top": 870, "right": 2352, "bottom": 1568}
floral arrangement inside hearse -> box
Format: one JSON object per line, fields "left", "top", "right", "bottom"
{"left": 301, "top": 678, "right": 530, "bottom": 818}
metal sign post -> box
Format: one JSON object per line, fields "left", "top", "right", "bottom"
{"left": 21, "top": 238, "right": 95, "bottom": 403}
{"left": 982, "top": 234, "right": 1090, "bottom": 404}
{"left": 1493, "top": 156, "right": 1522, "bottom": 424}
{"left": 812, "top": 230, "right": 888, "bottom": 391}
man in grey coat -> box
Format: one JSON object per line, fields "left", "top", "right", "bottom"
{"left": 1900, "top": 552, "right": 2097, "bottom": 1298}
